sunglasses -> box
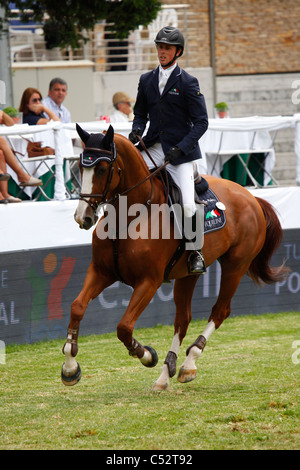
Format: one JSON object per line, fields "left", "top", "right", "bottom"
{"left": 32, "top": 98, "right": 42, "bottom": 103}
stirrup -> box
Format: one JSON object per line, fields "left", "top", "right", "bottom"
{"left": 188, "top": 250, "right": 206, "bottom": 274}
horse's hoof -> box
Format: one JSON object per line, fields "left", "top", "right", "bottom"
{"left": 142, "top": 345, "right": 158, "bottom": 368}
{"left": 177, "top": 367, "right": 197, "bottom": 383}
{"left": 152, "top": 381, "right": 169, "bottom": 391}
{"left": 61, "top": 362, "right": 81, "bottom": 386}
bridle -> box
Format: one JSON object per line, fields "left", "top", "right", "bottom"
{"left": 79, "top": 143, "right": 121, "bottom": 212}
{"left": 79, "top": 141, "right": 169, "bottom": 215}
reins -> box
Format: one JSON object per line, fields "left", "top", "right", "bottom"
{"left": 79, "top": 138, "right": 170, "bottom": 211}
{"left": 137, "top": 135, "right": 170, "bottom": 202}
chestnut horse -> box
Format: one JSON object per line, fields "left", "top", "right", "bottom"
{"left": 61, "top": 124, "right": 288, "bottom": 390}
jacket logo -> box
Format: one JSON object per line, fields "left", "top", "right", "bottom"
{"left": 168, "top": 88, "right": 179, "bottom": 95}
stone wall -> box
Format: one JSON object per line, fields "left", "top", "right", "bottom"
{"left": 162, "top": 0, "right": 300, "bottom": 75}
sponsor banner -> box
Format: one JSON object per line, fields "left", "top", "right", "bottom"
{"left": 0, "top": 230, "right": 299, "bottom": 345}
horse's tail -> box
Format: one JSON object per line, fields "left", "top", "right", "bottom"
{"left": 247, "top": 197, "right": 290, "bottom": 285}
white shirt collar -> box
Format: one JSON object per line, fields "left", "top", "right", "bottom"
{"left": 159, "top": 62, "right": 177, "bottom": 79}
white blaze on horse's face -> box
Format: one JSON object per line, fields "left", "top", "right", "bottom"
{"left": 74, "top": 167, "right": 96, "bottom": 230}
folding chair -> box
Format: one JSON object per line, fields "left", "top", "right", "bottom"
{"left": 16, "top": 154, "right": 56, "bottom": 201}
{"left": 6, "top": 134, "right": 57, "bottom": 201}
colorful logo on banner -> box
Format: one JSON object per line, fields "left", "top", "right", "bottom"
{"left": 27, "top": 253, "right": 76, "bottom": 321}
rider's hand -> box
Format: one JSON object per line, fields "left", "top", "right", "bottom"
{"left": 128, "top": 128, "right": 141, "bottom": 144}
{"left": 164, "top": 146, "right": 183, "bottom": 164}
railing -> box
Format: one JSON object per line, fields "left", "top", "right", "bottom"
{"left": 1, "top": 116, "right": 300, "bottom": 203}
{"left": 9, "top": 4, "right": 201, "bottom": 70}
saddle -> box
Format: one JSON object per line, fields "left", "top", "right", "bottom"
{"left": 151, "top": 165, "right": 226, "bottom": 281}
{"left": 151, "top": 163, "right": 209, "bottom": 208}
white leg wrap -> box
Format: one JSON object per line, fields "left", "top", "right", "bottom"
{"left": 63, "top": 337, "right": 78, "bottom": 375}
{"left": 140, "top": 348, "right": 152, "bottom": 366}
{"left": 181, "top": 321, "right": 216, "bottom": 371}
{"left": 202, "top": 320, "right": 216, "bottom": 340}
{"left": 181, "top": 346, "right": 202, "bottom": 370}
{"left": 170, "top": 333, "right": 181, "bottom": 356}
{"left": 153, "top": 333, "right": 181, "bottom": 390}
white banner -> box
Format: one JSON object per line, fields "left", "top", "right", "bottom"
{"left": 1, "top": 186, "right": 300, "bottom": 253}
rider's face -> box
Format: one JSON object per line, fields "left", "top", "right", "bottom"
{"left": 156, "top": 43, "right": 179, "bottom": 68}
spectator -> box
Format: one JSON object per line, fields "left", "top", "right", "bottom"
{"left": 0, "top": 109, "right": 42, "bottom": 202}
{"left": 42, "top": 78, "right": 71, "bottom": 123}
{"left": 110, "top": 92, "right": 135, "bottom": 123}
{"left": 19, "top": 87, "right": 60, "bottom": 125}
{"left": 0, "top": 109, "right": 14, "bottom": 127}
{"left": 0, "top": 139, "right": 42, "bottom": 203}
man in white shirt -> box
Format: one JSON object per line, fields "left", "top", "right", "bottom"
{"left": 110, "top": 91, "right": 135, "bottom": 123}
{"left": 42, "top": 78, "right": 71, "bottom": 123}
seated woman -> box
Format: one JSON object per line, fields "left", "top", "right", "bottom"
{"left": 19, "top": 87, "right": 60, "bottom": 125}
{"left": 0, "top": 110, "right": 42, "bottom": 203}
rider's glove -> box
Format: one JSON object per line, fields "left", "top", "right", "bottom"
{"left": 128, "top": 128, "right": 141, "bottom": 144}
{"left": 165, "top": 146, "right": 183, "bottom": 164}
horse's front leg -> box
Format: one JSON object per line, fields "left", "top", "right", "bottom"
{"left": 61, "top": 262, "right": 114, "bottom": 386}
{"left": 117, "top": 280, "right": 159, "bottom": 368}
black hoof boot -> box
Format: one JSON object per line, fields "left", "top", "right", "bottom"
{"left": 142, "top": 346, "right": 159, "bottom": 368}
{"left": 188, "top": 250, "right": 206, "bottom": 274}
{"left": 61, "top": 362, "right": 82, "bottom": 386}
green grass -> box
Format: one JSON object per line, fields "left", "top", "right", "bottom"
{"left": 0, "top": 312, "right": 299, "bottom": 450}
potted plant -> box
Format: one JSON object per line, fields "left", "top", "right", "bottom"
{"left": 2, "top": 107, "right": 23, "bottom": 124}
{"left": 214, "top": 102, "right": 229, "bottom": 119}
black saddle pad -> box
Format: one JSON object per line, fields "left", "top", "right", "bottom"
{"left": 196, "top": 185, "right": 227, "bottom": 234}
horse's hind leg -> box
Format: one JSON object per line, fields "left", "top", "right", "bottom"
{"left": 153, "top": 276, "right": 198, "bottom": 391}
{"left": 61, "top": 261, "right": 114, "bottom": 386}
{"left": 178, "top": 259, "right": 248, "bottom": 384}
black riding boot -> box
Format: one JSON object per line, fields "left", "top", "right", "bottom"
{"left": 185, "top": 212, "right": 206, "bottom": 275}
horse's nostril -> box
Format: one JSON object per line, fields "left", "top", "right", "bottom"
{"left": 83, "top": 217, "right": 93, "bottom": 230}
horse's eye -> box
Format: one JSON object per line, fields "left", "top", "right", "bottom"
{"left": 95, "top": 165, "right": 108, "bottom": 176}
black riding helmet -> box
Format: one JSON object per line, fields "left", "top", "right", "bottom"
{"left": 154, "top": 26, "right": 184, "bottom": 58}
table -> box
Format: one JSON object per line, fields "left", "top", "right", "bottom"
{"left": 199, "top": 115, "right": 298, "bottom": 186}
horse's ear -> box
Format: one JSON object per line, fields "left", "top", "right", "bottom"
{"left": 76, "top": 123, "right": 90, "bottom": 144}
{"left": 102, "top": 125, "right": 114, "bottom": 149}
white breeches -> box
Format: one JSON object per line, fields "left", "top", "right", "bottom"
{"left": 141, "top": 143, "right": 196, "bottom": 218}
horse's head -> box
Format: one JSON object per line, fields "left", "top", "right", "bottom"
{"left": 74, "top": 124, "right": 122, "bottom": 230}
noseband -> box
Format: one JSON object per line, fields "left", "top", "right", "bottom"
{"left": 79, "top": 144, "right": 120, "bottom": 212}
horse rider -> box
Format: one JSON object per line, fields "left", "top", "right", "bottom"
{"left": 129, "top": 26, "right": 209, "bottom": 274}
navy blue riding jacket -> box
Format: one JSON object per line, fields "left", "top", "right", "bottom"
{"left": 132, "top": 64, "right": 208, "bottom": 165}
